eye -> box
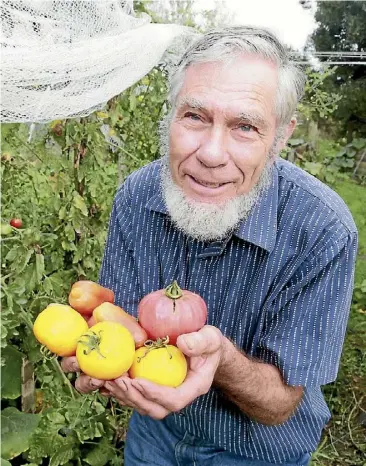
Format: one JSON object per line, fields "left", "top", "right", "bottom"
{"left": 237, "top": 124, "right": 255, "bottom": 132}
{"left": 184, "top": 112, "right": 201, "bottom": 121}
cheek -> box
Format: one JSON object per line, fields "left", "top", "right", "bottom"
{"left": 234, "top": 143, "right": 269, "bottom": 192}
{"left": 169, "top": 125, "right": 201, "bottom": 159}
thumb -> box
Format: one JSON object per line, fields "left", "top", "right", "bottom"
{"left": 177, "top": 325, "right": 223, "bottom": 357}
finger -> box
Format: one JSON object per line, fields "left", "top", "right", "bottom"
{"left": 106, "top": 379, "right": 170, "bottom": 420}
{"left": 132, "top": 353, "right": 219, "bottom": 412}
{"left": 177, "top": 325, "right": 223, "bottom": 357}
{"left": 61, "top": 356, "right": 80, "bottom": 373}
{"left": 75, "top": 374, "right": 104, "bottom": 394}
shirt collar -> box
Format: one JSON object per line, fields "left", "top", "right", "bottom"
{"left": 234, "top": 164, "right": 278, "bottom": 253}
{"left": 145, "top": 163, "right": 279, "bottom": 254}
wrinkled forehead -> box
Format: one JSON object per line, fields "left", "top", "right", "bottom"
{"left": 175, "top": 56, "right": 279, "bottom": 119}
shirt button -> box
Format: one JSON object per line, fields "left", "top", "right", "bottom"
{"left": 178, "top": 411, "right": 185, "bottom": 417}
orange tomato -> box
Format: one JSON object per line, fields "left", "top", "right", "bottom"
{"left": 93, "top": 302, "right": 147, "bottom": 347}
{"left": 69, "top": 281, "right": 114, "bottom": 316}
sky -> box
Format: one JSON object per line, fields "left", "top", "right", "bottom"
{"left": 195, "top": 0, "right": 317, "bottom": 50}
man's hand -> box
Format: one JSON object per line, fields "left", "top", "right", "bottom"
{"left": 104, "top": 325, "right": 225, "bottom": 419}
{"left": 60, "top": 356, "right": 106, "bottom": 394}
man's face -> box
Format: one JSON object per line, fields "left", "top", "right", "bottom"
{"left": 168, "top": 55, "right": 279, "bottom": 205}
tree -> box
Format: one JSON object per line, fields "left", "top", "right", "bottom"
{"left": 309, "top": 1, "right": 366, "bottom": 138}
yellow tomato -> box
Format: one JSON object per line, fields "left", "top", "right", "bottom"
{"left": 33, "top": 303, "right": 88, "bottom": 357}
{"left": 76, "top": 321, "right": 135, "bottom": 380}
{"left": 129, "top": 345, "right": 187, "bottom": 387}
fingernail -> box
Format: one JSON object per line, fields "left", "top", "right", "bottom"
{"left": 104, "top": 382, "right": 113, "bottom": 391}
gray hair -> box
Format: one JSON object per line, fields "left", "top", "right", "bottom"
{"left": 168, "top": 26, "right": 306, "bottom": 128}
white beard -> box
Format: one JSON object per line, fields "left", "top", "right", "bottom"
{"left": 159, "top": 116, "right": 280, "bottom": 242}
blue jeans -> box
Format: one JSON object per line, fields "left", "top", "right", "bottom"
{"left": 124, "top": 412, "right": 311, "bottom": 466}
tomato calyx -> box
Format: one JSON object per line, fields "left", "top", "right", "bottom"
{"left": 137, "top": 336, "right": 172, "bottom": 362}
{"left": 164, "top": 280, "right": 183, "bottom": 312}
{"left": 78, "top": 330, "right": 106, "bottom": 358}
{"left": 164, "top": 281, "right": 183, "bottom": 299}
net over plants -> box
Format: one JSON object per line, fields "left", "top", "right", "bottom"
{"left": 1, "top": 0, "right": 195, "bottom": 123}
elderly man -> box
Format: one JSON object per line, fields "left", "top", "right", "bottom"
{"left": 62, "top": 26, "right": 357, "bottom": 465}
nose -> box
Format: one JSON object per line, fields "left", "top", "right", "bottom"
{"left": 196, "top": 126, "right": 229, "bottom": 168}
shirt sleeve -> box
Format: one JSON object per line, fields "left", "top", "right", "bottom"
{"left": 98, "top": 180, "right": 141, "bottom": 317}
{"left": 256, "top": 232, "right": 358, "bottom": 387}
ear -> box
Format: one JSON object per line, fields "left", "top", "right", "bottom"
{"left": 278, "top": 117, "right": 297, "bottom": 151}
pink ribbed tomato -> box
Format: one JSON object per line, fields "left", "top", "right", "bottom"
{"left": 137, "top": 281, "right": 207, "bottom": 345}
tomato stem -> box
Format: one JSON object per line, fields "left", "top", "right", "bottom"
{"left": 137, "top": 336, "right": 171, "bottom": 362}
{"left": 78, "top": 330, "right": 106, "bottom": 358}
{"left": 164, "top": 281, "right": 183, "bottom": 300}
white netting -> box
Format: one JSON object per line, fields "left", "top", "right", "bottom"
{"left": 0, "top": 0, "right": 196, "bottom": 123}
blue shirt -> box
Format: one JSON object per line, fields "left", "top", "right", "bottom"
{"left": 99, "top": 157, "right": 357, "bottom": 464}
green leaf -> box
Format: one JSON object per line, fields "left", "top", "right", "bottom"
{"left": 64, "top": 224, "right": 75, "bottom": 242}
{"left": 5, "top": 247, "right": 19, "bottom": 262}
{"left": 1, "top": 346, "right": 23, "bottom": 399}
{"left": 335, "top": 148, "right": 347, "bottom": 158}
{"left": 288, "top": 138, "right": 304, "bottom": 147}
{"left": 352, "top": 138, "right": 366, "bottom": 150}
{"left": 346, "top": 148, "right": 356, "bottom": 158}
{"left": 59, "top": 206, "right": 67, "bottom": 220}
{"left": 35, "top": 254, "right": 45, "bottom": 282}
{"left": 18, "top": 249, "right": 34, "bottom": 273}
{"left": 49, "top": 444, "right": 74, "bottom": 466}
{"left": 46, "top": 411, "right": 66, "bottom": 426}
{"left": 1, "top": 459, "right": 12, "bottom": 466}
{"left": 84, "top": 440, "right": 116, "bottom": 466}
{"left": 1, "top": 407, "right": 40, "bottom": 460}
{"left": 72, "top": 193, "right": 88, "bottom": 216}
{"left": 304, "top": 162, "right": 323, "bottom": 176}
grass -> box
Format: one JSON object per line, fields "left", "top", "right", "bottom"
{"left": 311, "top": 178, "right": 366, "bottom": 466}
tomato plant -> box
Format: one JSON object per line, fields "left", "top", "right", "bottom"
{"left": 138, "top": 280, "right": 207, "bottom": 345}
{"left": 1, "top": 64, "right": 168, "bottom": 465}
{"left": 76, "top": 322, "right": 135, "bottom": 380}
{"left": 129, "top": 339, "right": 187, "bottom": 387}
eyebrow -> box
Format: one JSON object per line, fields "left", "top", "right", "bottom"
{"left": 176, "top": 97, "right": 268, "bottom": 130}
{"left": 236, "top": 112, "right": 268, "bottom": 130}
{"left": 176, "top": 96, "right": 206, "bottom": 111}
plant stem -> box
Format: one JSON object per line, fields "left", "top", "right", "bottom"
{"left": 164, "top": 280, "right": 183, "bottom": 299}
{"left": 51, "top": 358, "right": 78, "bottom": 400}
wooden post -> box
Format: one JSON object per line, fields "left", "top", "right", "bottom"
{"left": 21, "top": 358, "right": 35, "bottom": 413}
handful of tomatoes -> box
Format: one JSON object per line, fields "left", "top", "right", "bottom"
{"left": 33, "top": 280, "right": 207, "bottom": 388}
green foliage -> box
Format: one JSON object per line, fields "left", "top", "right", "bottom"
{"left": 1, "top": 346, "right": 23, "bottom": 399}
{"left": 310, "top": 178, "right": 366, "bottom": 466}
{"left": 1, "top": 10, "right": 365, "bottom": 462}
{"left": 284, "top": 137, "right": 366, "bottom": 185}
{"left": 1, "top": 408, "right": 41, "bottom": 460}
{"left": 299, "top": 67, "right": 342, "bottom": 120}
{"left": 1, "top": 67, "right": 166, "bottom": 465}
{"left": 309, "top": 1, "right": 366, "bottom": 139}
